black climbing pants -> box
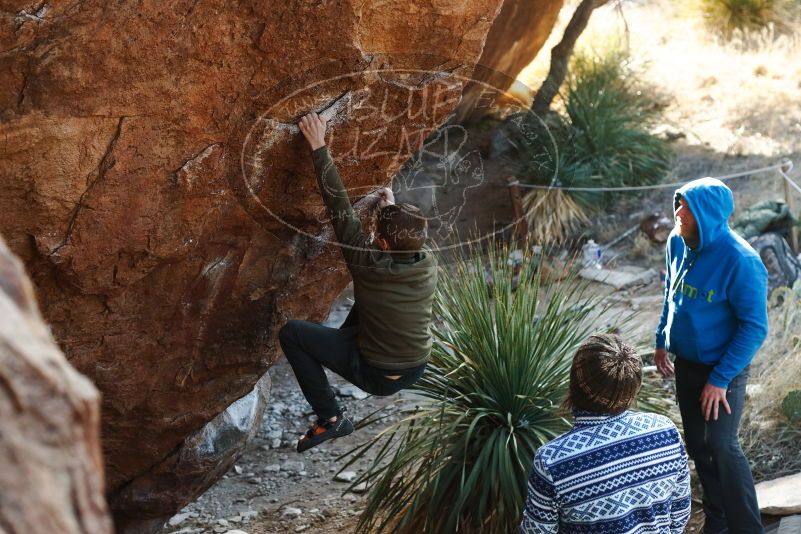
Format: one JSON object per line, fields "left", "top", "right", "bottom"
{"left": 675, "top": 357, "right": 763, "bottom": 534}
{"left": 278, "top": 306, "right": 426, "bottom": 420}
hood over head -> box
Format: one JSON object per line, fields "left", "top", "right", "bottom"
{"left": 674, "top": 177, "right": 734, "bottom": 251}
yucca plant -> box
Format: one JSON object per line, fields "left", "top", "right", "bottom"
{"left": 561, "top": 49, "right": 671, "bottom": 203}
{"left": 740, "top": 285, "right": 801, "bottom": 481}
{"left": 339, "top": 241, "right": 627, "bottom": 533}
{"left": 508, "top": 44, "right": 671, "bottom": 220}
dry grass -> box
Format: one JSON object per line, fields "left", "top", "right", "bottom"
{"left": 698, "top": 0, "right": 790, "bottom": 36}
{"left": 629, "top": 232, "right": 656, "bottom": 260}
{"left": 514, "top": 0, "right": 801, "bottom": 480}
{"left": 740, "top": 285, "right": 801, "bottom": 481}
{"left": 748, "top": 287, "right": 801, "bottom": 409}
{"left": 519, "top": 1, "right": 801, "bottom": 164}
{"left": 623, "top": 3, "right": 800, "bottom": 164}
{"left": 523, "top": 188, "right": 589, "bottom": 245}
{"left": 518, "top": 0, "right": 801, "bottom": 255}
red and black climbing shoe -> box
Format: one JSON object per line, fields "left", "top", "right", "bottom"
{"left": 296, "top": 411, "right": 354, "bottom": 453}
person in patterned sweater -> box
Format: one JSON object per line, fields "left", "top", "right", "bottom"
{"left": 520, "top": 334, "right": 691, "bottom": 534}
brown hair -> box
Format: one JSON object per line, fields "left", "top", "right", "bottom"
{"left": 564, "top": 334, "right": 642, "bottom": 414}
{"left": 376, "top": 203, "right": 428, "bottom": 252}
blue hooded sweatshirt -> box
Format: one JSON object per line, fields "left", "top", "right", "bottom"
{"left": 655, "top": 178, "right": 768, "bottom": 388}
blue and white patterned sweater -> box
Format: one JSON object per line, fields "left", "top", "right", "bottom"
{"left": 520, "top": 411, "right": 691, "bottom": 534}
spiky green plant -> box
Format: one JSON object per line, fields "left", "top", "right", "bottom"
{"left": 508, "top": 45, "right": 671, "bottom": 214}
{"left": 561, "top": 49, "right": 671, "bottom": 203}
{"left": 339, "top": 241, "right": 631, "bottom": 533}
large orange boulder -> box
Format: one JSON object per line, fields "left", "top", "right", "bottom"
{"left": 0, "top": 0, "right": 562, "bottom": 526}
{"left": 0, "top": 236, "right": 112, "bottom": 533}
{"left": 453, "top": 0, "right": 565, "bottom": 122}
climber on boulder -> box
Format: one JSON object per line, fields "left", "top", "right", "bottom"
{"left": 279, "top": 111, "right": 438, "bottom": 453}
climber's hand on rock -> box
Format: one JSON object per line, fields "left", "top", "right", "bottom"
{"left": 298, "top": 112, "right": 327, "bottom": 151}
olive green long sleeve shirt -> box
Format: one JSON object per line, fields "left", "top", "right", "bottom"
{"left": 312, "top": 145, "right": 437, "bottom": 370}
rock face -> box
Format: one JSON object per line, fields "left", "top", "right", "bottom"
{"left": 453, "top": 0, "right": 565, "bottom": 123}
{"left": 0, "top": 236, "right": 112, "bottom": 533}
{"left": 756, "top": 472, "right": 801, "bottom": 515}
{"left": 0, "top": 0, "right": 565, "bottom": 524}
{"left": 111, "top": 374, "right": 272, "bottom": 533}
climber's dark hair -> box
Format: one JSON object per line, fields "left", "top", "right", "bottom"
{"left": 376, "top": 203, "right": 427, "bottom": 252}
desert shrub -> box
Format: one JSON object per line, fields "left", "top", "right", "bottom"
{"left": 507, "top": 45, "right": 670, "bottom": 244}
{"left": 629, "top": 232, "right": 658, "bottom": 260}
{"left": 739, "top": 284, "right": 801, "bottom": 481}
{"left": 559, "top": 48, "right": 671, "bottom": 202}
{"left": 339, "top": 241, "right": 658, "bottom": 533}
{"left": 699, "top": 0, "right": 796, "bottom": 37}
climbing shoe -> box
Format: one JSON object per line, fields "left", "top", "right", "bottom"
{"left": 296, "top": 411, "right": 354, "bottom": 453}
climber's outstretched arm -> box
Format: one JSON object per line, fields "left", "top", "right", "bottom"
{"left": 298, "top": 112, "right": 380, "bottom": 267}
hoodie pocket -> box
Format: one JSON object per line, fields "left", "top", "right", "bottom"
{"left": 670, "top": 309, "right": 701, "bottom": 360}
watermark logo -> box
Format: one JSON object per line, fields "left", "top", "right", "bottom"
{"left": 240, "top": 54, "right": 557, "bottom": 259}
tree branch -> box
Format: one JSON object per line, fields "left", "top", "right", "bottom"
{"left": 531, "top": 0, "right": 610, "bottom": 116}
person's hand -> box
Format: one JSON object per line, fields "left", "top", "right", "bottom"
{"left": 654, "top": 348, "right": 674, "bottom": 377}
{"left": 700, "top": 383, "right": 731, "bottom": 421}
{"left": 298, "top": 111, "right": 327, "bottom": 150}
{"left": 376, "top": 187, "right": 395, "bottom": 209}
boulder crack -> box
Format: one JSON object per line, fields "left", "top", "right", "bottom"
{"left": 182, "top": 0, "right": 202, "bottom": 19}
{"left": 175, "top": 143, "right": 219, "bottom": 171}
{"left": 17, "top": 58, "right": 33, "bottom": 107}
{"left": 50, "top": 117, "right": 125, "bottom": 257}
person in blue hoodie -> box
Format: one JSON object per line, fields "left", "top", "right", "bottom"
{"left": 654, "top": 177, "right": 768, "bottom": 534}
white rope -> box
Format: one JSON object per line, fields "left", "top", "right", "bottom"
{"left": 510, "top": 161, "right": 793, "bottom": 192}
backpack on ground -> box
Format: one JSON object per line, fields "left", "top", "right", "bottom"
{"left": 748, "top": 232, "right": 801, "bottom": 295}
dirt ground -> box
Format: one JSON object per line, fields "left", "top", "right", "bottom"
{"left": 164, "top": 283, "right": 677, "bottom": 534}
{"left": 164, "top": 288, "right": 407, "bottom": 534}
{"left": 164, "top": 1, "right": 801, "bottom": 532}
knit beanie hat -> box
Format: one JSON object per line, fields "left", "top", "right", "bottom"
{"left": 567, "top": 334, "right": 643, "bottom": 414}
